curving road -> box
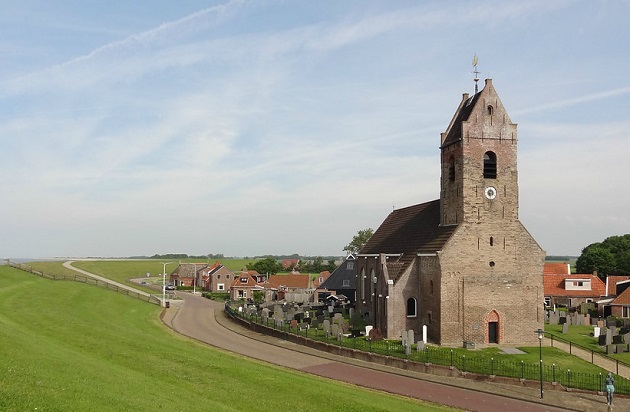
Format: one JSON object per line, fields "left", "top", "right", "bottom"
{"left": 164, "top": 293, "right": 598, "bottom": 412}
{"left": 59, "top": 260, "right": 619, "bottom": 412}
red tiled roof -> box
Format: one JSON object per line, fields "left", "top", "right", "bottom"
{"left": 544, "top": 262, "right": 570, "bottom": 275}
{"left": 543, "top": 274, "right": 606, "bottom": 297}
{"left": 314, "top": 271, "right": 331, "bottom": 288}
{"left": 266, "top": 274, "right": 310, "bottom": 289}
{"left": 611, "top": 287, "right": 630, "bottom": 305}
{"left": 606, "top": 275, "right": 630, "bottom": 296}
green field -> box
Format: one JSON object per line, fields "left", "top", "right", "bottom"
{"left": 0, "top": 266, "right": 457, "bottom": 411}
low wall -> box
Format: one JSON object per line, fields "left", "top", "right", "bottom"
{"left": 228, "top": 310, "right": 564, "bottom": 391}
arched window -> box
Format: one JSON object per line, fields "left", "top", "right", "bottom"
{"left": 370, "top": 268, "right": 375, "bottom": 298}
{"left": 360, "top": 268, "right": 365, "bottom": 301}
{"left": 406, "top": 298, "right": 417, "bottom": 317}
{"left": 487, "top": 105, "right": 494, "bottom": 115}
{"left": 483, "top": 151, "right": 497, "bottom": 179}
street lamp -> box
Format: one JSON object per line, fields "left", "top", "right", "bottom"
{"left": 536, "top": 328, "right": 544, "bottom": 399}
{"left": 193, "top": 263, "right": 197, "bottom": 295}
{"left": 161, "top": 262, "right": 174, "bottom": 308}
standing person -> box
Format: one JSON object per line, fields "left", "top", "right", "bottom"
{"left": 605, "top": 372, "right": 615, "bottom": 405}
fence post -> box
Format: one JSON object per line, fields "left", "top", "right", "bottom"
{"left": 450, "top": 350, "right": 454, "bottom": 368}
{"left": 491, "top": 357, "right": 494, "bottom": 376}
{"left": 462, "top": 355, "right": 466, "bottom": 372}
{"left": 567, "top": 369, "right": 571, "bottom": 389}
{"left": 552, "top": 363, "right": 556, "bottom": 383}
{"left": 521, "top": 360, "right": 524, "bottom": 380}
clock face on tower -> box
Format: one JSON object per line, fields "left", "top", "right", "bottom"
{"left": 484, "top": 186, "right": 497, "bottom": 200}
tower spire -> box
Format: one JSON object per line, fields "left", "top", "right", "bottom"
{"left": 472, "top": 53, "right": 480, "bottom": 94}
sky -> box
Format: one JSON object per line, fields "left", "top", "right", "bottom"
{"left": 1, "top": 0, "right": 629, "bottom": 259}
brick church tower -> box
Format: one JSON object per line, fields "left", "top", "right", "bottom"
{"left": 357, "top": 78, "right": 545, "bottom": 345}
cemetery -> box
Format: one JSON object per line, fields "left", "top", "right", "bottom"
{"left": 226, "top": 300, "right": 630, "bottom": 395}
{"left": 547, "top": 309, "right": 630, "bottom": 355}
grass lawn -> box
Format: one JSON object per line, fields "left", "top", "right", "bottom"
{"left": 0, "top": 266, "right": 458, "bottom": 412}
{"left": 546, "top": 323, "right": 630, "bottom": 363}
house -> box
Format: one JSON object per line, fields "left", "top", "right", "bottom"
{"left": 608, "top": 287, "right": 630, "bottom": 317}
{"left": 313, "top": 271, "right": 331, "bottom": 289}
{"left": 264, "top": 273, "right": 312, "bottom": 303}
{"left": 201, "top": 262, "right": 235, "bottom": 293}
{"left": 543, "top": 272, "right": 606, "bottom": 309}
{"left": 355, "top": 79, "right": 545, "bottom": 345}
{"left": 169, "top": 263, "right": 206, "bottom": 287}
{"left": 281, "top": 258, "right": 300, "bottom": 271}
{"left": 229, "top": 270, "right": 266, "bottom": 301}
{"left": 317, "top": 254, "right": 357, "bottom": 303}
{"left": 544, "top": 262, "right": 571, "bottom": 275}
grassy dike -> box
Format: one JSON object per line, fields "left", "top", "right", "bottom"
{"left": 0, "top": 266, "right": 457, "bottom": 412}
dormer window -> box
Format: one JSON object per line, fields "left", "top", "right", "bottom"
{"left": 483, "top": 151, "right": 497, "bottom": 179}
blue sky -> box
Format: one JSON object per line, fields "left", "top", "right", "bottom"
{"left": 1, "top": 0, "right": 629, "bottom": 259}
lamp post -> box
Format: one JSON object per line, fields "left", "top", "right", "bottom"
{"left": 193, "top": 263, "right": 197, "bottom": 295}
{"left": 536, "top": 328, "right": 544, "bottom": 399}
{"left": 161, "top": 262, "right": 174, "bottom": 307}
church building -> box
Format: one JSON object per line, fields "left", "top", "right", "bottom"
{"left": 356, "top": 78, "right": 545, "bottom": 346}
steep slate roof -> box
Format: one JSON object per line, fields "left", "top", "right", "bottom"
{"left": 543, "top": 274, "right": 606, "bottom": 297}
{"left": 606, "top": 275, "right": 630, "bottom": 296}
{"left": 441, "top": 92, "right": 481, "bottom": 148}
{"left": 320, "top": 256, "right": 356, "bottom": 290}
{"left": 360, "top": 199, "right": 457, "bottom": 281}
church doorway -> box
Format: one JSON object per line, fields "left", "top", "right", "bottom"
{"left": 488, "top": 322, "right": 499, "bottom": 344}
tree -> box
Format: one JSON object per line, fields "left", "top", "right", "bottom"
{"left": 576, "top": 234, "right": 630, "bottom": 276}
{"left": 246, "top": 258, "right": 281, "bottom": 275}
{"left": 343, "top": 228, "right": 374, "bottom": 255}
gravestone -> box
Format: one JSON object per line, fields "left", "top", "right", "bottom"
{"left": 407, "top": 330, "right": 415, "bottom": 346}
{"left": 562, "top": 323, "right": 569, "bottom": 334}
{"left": 613, "top": 335, "right": 624, "bottom": 344}
{"left": 323, "top": 319, "right": 331, "bottom": 335}
{"left": 607, "top": 345, "right": 615, "bottom": 355}
{"left": 598, "top": 335, "right": 607, "bottom": 346}
{"left": 262, "top": 308, "right": 270, "bottom": 319}
{"left": 290, "top": 319, "right": 298, "bottom": 329}
{"left": 416, "top": 340, "right": 425, "bottom": 351}
{"left": 606, "top": 329, "right": 613, "bottom": 346}
{"left": 365, "top": 325, "right": 373, "bottom": 336}
{"left": 401, "top": 331, "right": 407, "bottom": 347}
{"left": 597, "top": 320, "right": 605, "bottom": 328}
{"left": 331, "top": 323, "right": 339, "bottom": 337}
{"left": 549, "top": 312, "right": 558, "bottom": 325}
{"left": 559, "top": 317, "right": 566, "bottom": 325}
{"left": 341, "top": 321, "right": 350, "bottom": 334}
{"left": 593, "top": 326, "right": 601, "bottom": 338}
{"left": 422, "top": 325, "right": 428, "bottom": 344}
{"left": 333, "top": 313, "right": 343, "bottom": 325}
{"left": 624, "top": 333, "right": 630, "bottom": 344}
{"left": 349, "top": 308, "right": 354, "bottom": 319}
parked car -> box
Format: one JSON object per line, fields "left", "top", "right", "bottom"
{"left": 166, "top": 284, "right": 175, "bottom": 290}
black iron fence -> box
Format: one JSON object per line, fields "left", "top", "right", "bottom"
{"left": 226, "top": 304, "right": 630, "bottom": 395}
{"left": 8, "top": 261, "right": 161, "bottom": 306}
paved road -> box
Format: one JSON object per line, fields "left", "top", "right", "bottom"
{"left": 164, "top": 294, "right": 615, "bottom": 412}
{"left": 59, "top": 261, "right": 625, "bottom": 411}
